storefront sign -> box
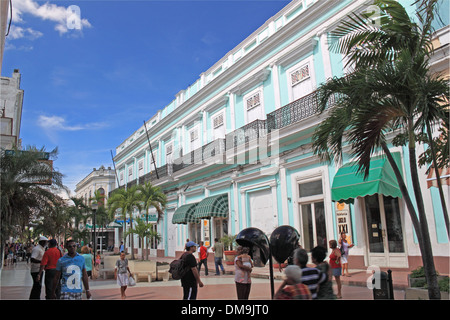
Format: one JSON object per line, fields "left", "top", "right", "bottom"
{"left": 336, "top": 202, "right": 352, "bottom": 239}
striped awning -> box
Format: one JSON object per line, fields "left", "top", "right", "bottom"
{"left": 194, "top": 193, "right": 229, "bottom": 219}
{"left": 172, "top": 203, "right": 199, "bottom": 224}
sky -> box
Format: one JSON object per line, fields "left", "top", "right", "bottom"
{"left": 3, "top": 0, "right": 291, "bottom": 197}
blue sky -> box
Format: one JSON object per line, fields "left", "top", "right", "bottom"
{"left": 3, "top": 0, "right": 290, "bottom": 196}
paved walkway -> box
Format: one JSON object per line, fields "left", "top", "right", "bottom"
{"left": 0, "top": 259, "right": 410, "bottom": 300}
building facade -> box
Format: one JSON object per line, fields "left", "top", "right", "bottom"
{"left": 1, "top": 69, "right": 23, "bottom": 150}
{"left": 112, "top": 0, "right": 449, "bottom": 271}
{"left": 75, "top": 165, "right": 117, "bottom": 250}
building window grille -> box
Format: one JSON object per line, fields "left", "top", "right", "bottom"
{"left": 291, "top": 64, "right": 310, "bottom": 86}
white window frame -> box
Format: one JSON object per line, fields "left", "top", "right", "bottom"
{"left": 211, "top": 110, "right": 226, "bottom": 140}
{"left": 188, "top": 125, "right": 200, "bottom": 152}
{"left": 165, "top": 141, "right": 173, "bottom": 164}
{"left": 243, "top": 86, "right": 265, "bottom": 124}
{"left": 286, "top": 56, "right": 316, "bottom": 103}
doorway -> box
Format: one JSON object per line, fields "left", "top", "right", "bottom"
{"left": 364, "top": 194, "right": 407, "bottom": 268}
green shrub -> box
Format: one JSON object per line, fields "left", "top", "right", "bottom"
{"left": 412, "top": 278, "right": 427, "bottom": 288}
{"left": 439, "top": 277, "right": 449, "bottom": 293}
{"left": 410, "top": 266, "right": 426, "bottom": 278}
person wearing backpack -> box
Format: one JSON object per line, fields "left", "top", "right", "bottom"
{"left": 180, "top": 241, "right": 204, "bottom": 300}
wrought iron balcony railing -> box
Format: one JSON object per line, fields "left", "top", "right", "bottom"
{"left": 267, "top": 90, "right": 341, "bottom": 133}
{"left": 172, "top": 138, "right": 226, "bottom": 173}
{"left": 225, "top": 119, "right": 267, "bottom": 150}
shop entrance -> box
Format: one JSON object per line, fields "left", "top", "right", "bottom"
{"left": 363, "top": 194, "right": 408, "bottom": 268}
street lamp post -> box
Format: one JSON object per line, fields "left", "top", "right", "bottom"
{"left": 91, "top": 202, "right": 98, "bottom": 256}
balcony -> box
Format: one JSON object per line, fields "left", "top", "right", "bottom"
{"left": 225, "top": 119, "right": 267, "bottom": 149}
{"left": 267, "top": 90, "right": 341, "bottom": 132}
{"left": 172, "top": 138, "right": 226, "bottom": 173}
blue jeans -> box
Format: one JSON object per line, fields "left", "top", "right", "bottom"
{"left": 215, "top": 257, "right": 225, "bottom": 275}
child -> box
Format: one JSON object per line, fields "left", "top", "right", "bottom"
{"left": 114, "top": 252, "right": 133, "bottom": 299}
{"left": 95, "top": 251, "right": 101, "bottom": 271}
{"left": 237, "top": 247, "right": 253, "bottom": 269}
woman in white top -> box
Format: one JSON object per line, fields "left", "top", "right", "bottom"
{"left": 339, "top": 232, "right": 354, "bottom": 277}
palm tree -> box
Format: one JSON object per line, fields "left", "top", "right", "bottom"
{"left": 128, "top": 217, "right": 161, "bottom": 261}
{"left": 107, "top": 186, "right": 142, "bottom": 260}
{"left": 0, "top": 146, "right": 66, "bottom": 246}
{"left": 137, "top": 182, "right": 167, "bottom": 260}
{"left": 312, "top": 0, "right": 448, "bottom": 299}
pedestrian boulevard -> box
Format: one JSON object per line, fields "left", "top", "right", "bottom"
{"left": 0, "top": 260, "right": 411, "bottom": 300}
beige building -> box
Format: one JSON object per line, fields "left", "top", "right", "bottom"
{"left": 75, "top": 165, "right": 117, "bottom": 250}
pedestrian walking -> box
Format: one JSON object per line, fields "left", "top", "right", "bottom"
{"left": 114, "top": 251, "right": 133, "bottom": 299}
{"left": 274, "top": 265, "right": 312, "bottom": 300}
{"left": 339, "top": 232, "right": 354, "bottom": 277}
{"left": 52, "top": 239, "right": 91, "bottom": 300}
{"left": 119, "top": 241, "right": 124, "bottom": 253}
{"left": 181, "top": 241, "right": 203, "bottom": 300}
{"left": 29, "top": 236, "right": 48, "bottom": 299}
{"left": 212, "top": 238, "right": 225, "bottom": 275}
{"left": 329, "top": 240, "right": 342, "bottom": 299}
{"left": 25, "top": 243, "right": 32, "bottom": 264}
{"left": 197, "top": 241, "right": 209, "bottom": 276}
{"left": 81, "top": 246, "right": 94, "bottom": 279}
{"left": 37, "top": 239, "right": 62, "bottom": 299}
{"left": 311, "top": 245, "right": 335, "bottom": 300}
{"left": 234, "top": 246, "right": 253, "bottom": 300}
{"left": 293, "top": 248, "right": 326, "bottom": 299}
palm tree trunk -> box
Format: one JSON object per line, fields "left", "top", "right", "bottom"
{"left": 382, "top": 141, "right": 440, "bottom": 299}
{"left": 129, "top": 214, "right": 135, "bottom": 260}
{"left": 145, "top": 214, "right": 149, "bottom": 261}
{"left": 426, "top": 125, "right": 449, "bottom": 239}
{"left": 408, "top": 124, "right": 441, "bottom": 300}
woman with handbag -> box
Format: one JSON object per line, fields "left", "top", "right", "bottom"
{"left": 329, "top": 240, "right": 342, "bottom": 299}
{"left": 114, "top": 252, "right": 133, "bottom": 299}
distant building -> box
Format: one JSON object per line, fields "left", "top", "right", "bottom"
{"left": 75, "top": 165, "right": 117, "bottom": 251}
{"left": 1, "top": 69, "right": 24, "bottom": 150}
{"left": 0, "top": 0, "right": 10, "bottom": 75}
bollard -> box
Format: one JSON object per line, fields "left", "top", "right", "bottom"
{"left": 372, "top": 269, "right": 394, "bottom": 300}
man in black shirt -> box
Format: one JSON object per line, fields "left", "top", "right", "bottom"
{"left": 181, "top": 241, "right": 204, "bottom": 300}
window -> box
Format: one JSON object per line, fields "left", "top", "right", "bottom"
{"left": 128, "top": 167, "right": 133, "bottom": 177}
{"left": 138, "top": 159, "right": 144, "bottom": 176}
{"left": 290, "top": 64, "right": 310, "bottom": 86}
{"left": 166, "top": 142, "right": 173, "bottom": 164}
{"left": 244, "top": 88, "right": 264, "bottom": 124}
{"left": 212, "top": 112, "right": 225, "bottom": 140}
{"left": 213, "top": 113, "right": 224, "bottom": 129}
{"left": 190, "top": 128, "right": 199, "bottom": 142}
{"left": 189, "top": 126, "right": 200, "bottom": 151}
{"left": 298, "top": 179, "right": 327, "bottom": 250}
{"left": 246, "top": 92, "right": 261, "bottom": 111}
{"left": 288, "top": 60, "right": 314, "bottom": 102}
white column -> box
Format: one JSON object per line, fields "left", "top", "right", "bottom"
{"left": 318, "top": 29, "right": 333, "bottom": 80}
{"left": 270, "top": 61, "right": 282, "bottom": 110}
{"left": 228, "top": 91, "right": 236, "bottom": 131}
{"left": 279, "top": 164, "right": 289, "bottom": 225}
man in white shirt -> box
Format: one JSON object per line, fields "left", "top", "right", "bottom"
{"left": 29, "top": 236, "right": 48, "bottom": 299}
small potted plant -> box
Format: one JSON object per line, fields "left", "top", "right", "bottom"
{"left": 221, "top": 234, "right": 237, "bottom": 265}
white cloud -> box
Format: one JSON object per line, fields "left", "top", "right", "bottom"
{"left": 37, "top": 115, "right": 107, "bottom": 131}
{"left": 10, "top": 0, "right": 91, "bottom": 37}
{"left": 9, "top": 25, "right": 43, "bottom": 40}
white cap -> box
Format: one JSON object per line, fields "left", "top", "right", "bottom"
{"left": 39, "top": 236, "right": 48, "bottom": 241}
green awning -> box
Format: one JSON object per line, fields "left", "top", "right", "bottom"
{"left": 194, "top": 193, "right": 229, "bottom": 219}
{"left": 331, "top": 152, "right": 403, "bottom": 203}
{"left": 172, "top": 203, "right": 199, "bottom": 224}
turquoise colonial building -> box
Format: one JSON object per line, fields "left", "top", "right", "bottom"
{"left": 112, "top": 0, "right": 449, "bottom": 272}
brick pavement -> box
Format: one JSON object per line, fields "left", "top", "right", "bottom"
{"left": 0, "top": 260, "right": 408, "bottom": 300}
